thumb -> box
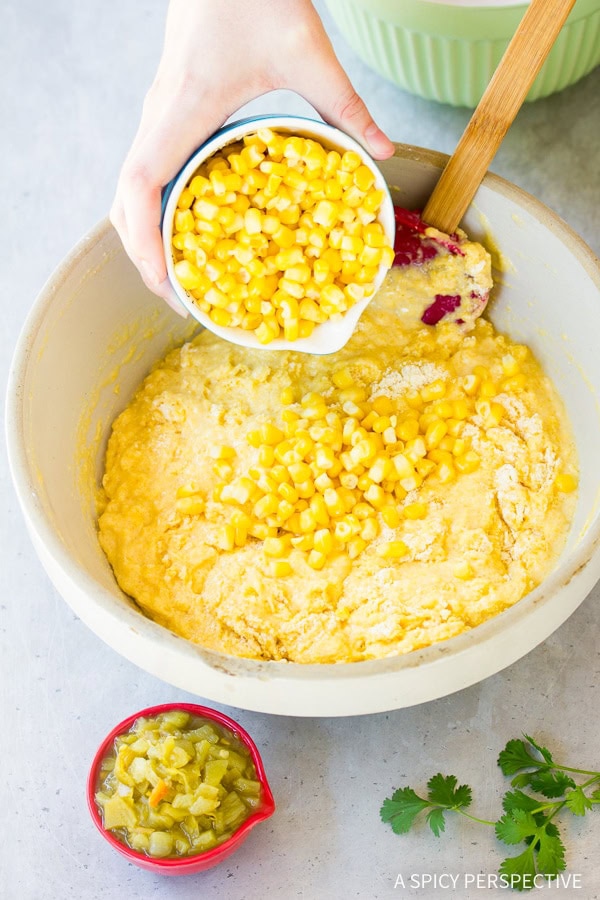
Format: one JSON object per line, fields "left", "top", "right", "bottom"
{"left": 291, "top": 41, "right": 394, "bottom": 160}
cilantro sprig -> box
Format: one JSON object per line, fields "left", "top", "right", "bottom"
{"left": 380, "top": 735, "right": 600, "bottom": 891}
{"left": 381, "top": 775, "right": 482, "bottom": 837}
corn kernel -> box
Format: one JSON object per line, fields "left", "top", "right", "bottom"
{"left": 347, "top": 537, "right": 367, "bottom": 559}
{"left": 501, "top": 354, "right": 520, "bottom": 377}
{"left": 455, "top": 450, "right": 481, "bottom": 474}
{"left": 403, "top": 502, "right": 428, "bottom": 520}
{"left": 208, "top": 445, "right": 236, "bottom": 461}
{"left": 248, "top": 522, "right": 277, "bottom": 540}
{"left": 454, "top": 560, "right": 474, "bottom": 579}
{"left": 452, "top": 398, "right": 471, "bottom": 420}
{"left": 381, "top": 506, "right": 401, "bottom": 528}
{"left": 462, "top": 374, "right": 480, "bottom": 395}
{"left": 368, "top": 456, "right": 392, "bottom": 484}
{"left": 176, "top": 496, "right": 205, "bottom": 516}
{"left": 436, "top": 461, "right": 456, "bottom": 484}
{"left": 323, "top": 488, "right": 345, "bottom": 517}
{"left": 479, "top": 379, "right": 498, "bottom": 399}
{"left": 364, "top": 484, "right": 386, "bottom": 509}
{"left": 415, "top": 457, "right": 436, "bottom": 477}
{"left": 230, "top": 511, "right": 251, "bottom": 547}
{"left": 376, "top": 540, "right": 409, "bottom": 559}
{"left": 363, "top": 189, "right": 384, "bottom": 213}
{"left": 425, "top": 420, "right": 448, "bottom": 450}
{"left": 273, "top": 498, "right": 293, "bottom": 522}
{"left": 287, "top": 531, "right": 311, "bottom": 550}
{"left": 258, "top": 444, "right": 276, "bottom": 467}
{"left": 253, "top": 493, "right": 280, "bottom": 519}
{"left": 420, "top": 379, "right": 447, "bottom": 402}
{"left": 314, "top": 472, "right": 335, "bottom": 493}
{"left": 309, "top": 494, "right": 330, "bottom": 526}
{"left": 353, "top": 165, "right": 375, "bottom": 192}
{"left": 312, "top": 528, "right": 332, "bottom": 555}
{"left": 404, "top": 437, "right": 427, "bottom": 463}
{"left": 218, "top": 524, "right": 236, "bottom": 551}
{"left": 555, "top": 473, "right": 578, "bottom": 492}
{"left": 307, "top": 550, "right": 327, "bottom": 570}
{"left": 188, "top": 174, "right": 211, "bottom": 196}
{"left": 502, "top": 373, "right": 527, "bottom": 392}
{"left": 340, "top": 150, "right": 362, "bottom": 172}
{"left": 296, "top": 480, "right": 316, "bottom": 499}
{"left": 263, "top": 536, "right": 290, "bottom": 558}
{"left": 392, "top": 454, "right": 415, "bottom": 480}
{"left": 360, "top": 518, "right": 379, "bottom": 541}
{"left": 173, "top": 259, "right": 203, "bottom": 291}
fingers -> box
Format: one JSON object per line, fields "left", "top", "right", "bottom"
{"left": 110, "top": 78, "right": 230, "bottom": 313}
{"left": 280, "top": 18, "right": 394, "bottom": 160}
{"left": 311, "top": 64, "right": 395, "bottom": 160}
{"left": 109, "top": 0, "right": 394, "bottom": 320}
{"left": 305, "top": 74, "right": 394, "bottom": 160}
{"left": 109, "top": 191, "right": 188, "bottom": 318}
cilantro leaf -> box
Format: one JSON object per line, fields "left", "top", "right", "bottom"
{"left": 510, "top": 772, "right": 538, "bottom": 789}
{"left": 565, "top": 786, "right": 593, "bottom": 817}
{"left": 499, "top": 820, "right": 565, "bottom": 889}
{"left": 380, "top": 775, "right": 472, "bottom": 839}
{"left": 497, "top": 807, "right": 566, "bottom": 888}
{"left": 524, "top": 735, "right": 554, "bottom": 766}
{"left": 528, "top": 770, "right": 576, "bottom": 798}
{"left": 498, "top": 736, "right": 555, "bottom": 780}
{"left": 427, "top": 773, "right": 472, "bottom": 810}
{"left": 382, "top": 736, "right": 599, "bottom": 889}
{"left": 380, "top": 788, "right": 429, "bottom": 834}
{"left": 499, "top": 846, "right": 536, "bottom": 892}
{"left": 536, "top": 822, "right": 566, "bottom": 875}
{"left": 498, "top": 739, "right": 543, "bottom": 776}
{"left": 495, "top": 808, "right": 540, "bottom": 845}
{"left": 426, "top": 807, "right": 446, "bottom": 837}
{"left": 502, "top": 789, "right": 544, "bottom": 816}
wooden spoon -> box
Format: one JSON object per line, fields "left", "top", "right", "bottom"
{"left": 422, "top": 0, "right": 576, "bottom": 235}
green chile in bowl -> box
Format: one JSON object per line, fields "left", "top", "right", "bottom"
{"left": 87, "top": 704, "right": 275, "bottom": 874}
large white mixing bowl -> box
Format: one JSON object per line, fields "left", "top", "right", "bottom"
{"left": 7, "top": 145, "right": 600, "bottom": 716}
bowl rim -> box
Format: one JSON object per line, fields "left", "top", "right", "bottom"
{"left": 86, "top": 702, "right": 275, "bottom": 871}
{"left": 160, "top": 113, "right": 396, "bottom": 355}
{"left": 6, "top": 143, "right": 600, "bottom": 715}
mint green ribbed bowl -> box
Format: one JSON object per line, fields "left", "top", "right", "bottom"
{"left": 325, "top": 0, "right": 600, "bottom": 106}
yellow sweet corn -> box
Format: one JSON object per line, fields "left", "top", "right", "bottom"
{"left": 555, "top": 473, "right": 578, "bottom": 492}
{"left": 376, "top": 540, "right": 409, "bottom": 559}
{"left": 200, "top": 350, "right": 570, "bottom": 575}
{"left": 170, "top": 130, "right": 392, "bottom": 342}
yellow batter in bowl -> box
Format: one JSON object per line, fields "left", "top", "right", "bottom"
{"left": 98, "top": 261, "right": 577, "bottom": 664}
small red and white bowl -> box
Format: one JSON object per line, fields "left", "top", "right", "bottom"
{"left": 87, "top": 703, "right": 275, "bottom": 875}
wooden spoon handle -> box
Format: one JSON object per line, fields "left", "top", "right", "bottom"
{"left": 422, "top": 0, "right": 576, "bottom": 234}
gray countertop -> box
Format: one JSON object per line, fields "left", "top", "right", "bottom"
{"left": 1, "top": 2, "right": 599, "bottom": 898}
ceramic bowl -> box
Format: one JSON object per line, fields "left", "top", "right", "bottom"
{"left": 325, "top": 0, "right": 600, "bottom": 106}
{"left": 6, "top": 144, "right": 600, "bottom": 716}
{"left": 161, "top": 114, "right": 395, "bottom": 354}
{"left": 87, "top": 702, "right": 275, "bottom": 875}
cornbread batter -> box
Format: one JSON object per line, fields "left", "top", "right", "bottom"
{"left": 98, "top": 265, "right": 577, "bottom": 664}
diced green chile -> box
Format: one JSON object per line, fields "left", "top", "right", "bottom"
{"left": 95, "top": 712, "right": 260, "bottom": 858}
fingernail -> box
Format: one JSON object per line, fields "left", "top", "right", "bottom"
{"left": 156, "top": 278, "right": 189, "bottom": 319}
{"left": 364, "top": 124, "right": 395, "bottom": 159}
{"left": 139, "top": 259, "right": 161, "bottom": 288}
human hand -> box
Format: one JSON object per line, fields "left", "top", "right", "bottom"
{"left": 110, "top": 0, "right": 394, "bottom": 314}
